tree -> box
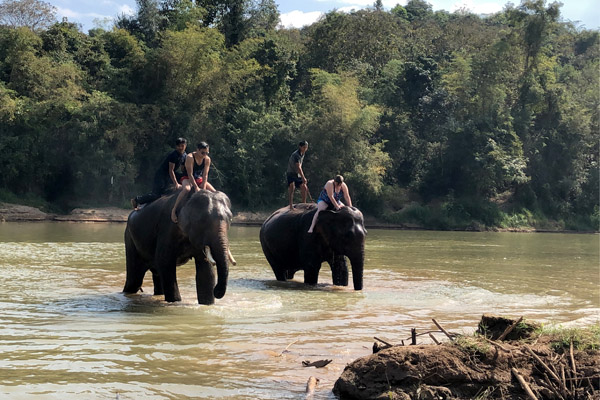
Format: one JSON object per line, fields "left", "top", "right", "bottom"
{"left": 374, "top": 0, "right": 383, "bottom": 12}
{"left": 245, "top": 0, "right": 279, "bottom": 37}
{"left": 404, "top": 0, "right": 433, "bottom": 22}
{"left": 0, "top": 0, "right": 56, "bottom": 31}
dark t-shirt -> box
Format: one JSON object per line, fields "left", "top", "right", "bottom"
{"left": 287, "top": 149, "right": 304, "bottom": 176}
{"left": 155, "top": 150, "right": 186, "bottom": 183}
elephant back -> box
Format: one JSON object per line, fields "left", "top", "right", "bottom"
{"left": 261, "top": 204, "right": 317, "bottom": 233}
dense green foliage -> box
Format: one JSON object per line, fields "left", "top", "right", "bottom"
{"left": 0, "top": 0, "right": 598, "bottom": 229}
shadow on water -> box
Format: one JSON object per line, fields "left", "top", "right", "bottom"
{"left": 235, "top": 277, "right": 350, "bottom": 292}
{"left": 46, "top": 291, "right": 233, "bottom": 316}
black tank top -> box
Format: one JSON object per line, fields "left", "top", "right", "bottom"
{"left": 192, "top": 154, "right": 206, "bottom": 179}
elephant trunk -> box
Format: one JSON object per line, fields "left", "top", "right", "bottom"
{"left": 348, "top": 246, "right": 364, "bottom": 290}
{"left": 211, "top": 220, "right": 230, "bottom": 299}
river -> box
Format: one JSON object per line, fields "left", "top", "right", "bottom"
{"left": 0, "top": 223, "right": 598, "bottom": 399}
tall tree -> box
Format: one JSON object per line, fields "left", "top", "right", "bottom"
{"left": 0, "top": 0, "right": 56, "bottom": 31}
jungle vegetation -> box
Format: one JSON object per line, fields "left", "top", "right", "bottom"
{"left": 0, "top": 0, "right": 598, "bottom": 230}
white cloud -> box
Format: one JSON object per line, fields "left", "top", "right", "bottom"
{"left": 118, "top": 4, "right": 135, "bottom": 16}
{"left": 338, "top": 5, "right": 362, "bottom": 13}
{"left": 451, "top": 0, "right": 503, "bottom": 15}
{"left": 279, "top": 10, "right": 324, "bottom": 28}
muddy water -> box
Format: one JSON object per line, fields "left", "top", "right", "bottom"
{"left": 0, "top": 223, "right": 598, "bottom": 399}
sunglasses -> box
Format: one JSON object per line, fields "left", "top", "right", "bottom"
{"left": 200, "top": 151, "right": 209, "bottom": 155}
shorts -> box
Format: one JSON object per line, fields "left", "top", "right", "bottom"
{"left": 287, "top": 173, "right": 303, "bottom": 188}
{"left": 180, "top": 176, "right": 203, "bottom": 185}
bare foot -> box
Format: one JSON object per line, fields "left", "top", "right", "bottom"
{"left": 171, "top": 211, "right": 178, "bottom": 223}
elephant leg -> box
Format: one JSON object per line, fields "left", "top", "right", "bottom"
{"left": 151, "top": 269, "right": 164, "bottom": 296}
{"left": 331, "top": 254, "right": 349, "bottom": 286}
{"left": 123, "top": 233, "right": 147, "bottom": 294}
{"left": 194, "top": 256, "right": 216, "bottom": 305}
{"left": 155, "top": 247, "right": 181, "bottom": 302}
{"left": 304, "top": 262, "right": 321, "bottom": 286}
{"left": 264, "top": 248, "right": 287, "bottom": 281}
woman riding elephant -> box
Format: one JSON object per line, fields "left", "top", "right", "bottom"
{"left": 308, "top": 175, "right": 352, "bottom": 233}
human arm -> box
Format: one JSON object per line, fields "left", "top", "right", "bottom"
{"left": 295, "top": 162, "right": 307, "bottom": 184}
{"left": 168, "top": 162, "right": 181, "bottom": 189}
{"left": 341, "top": 182, "right": 352, "bottom": 207}
{"left": 200, "top": 157, "right": 211, "bottom": 190}
{"left": 325, "top": 181, "right": 342, "bottom": 210}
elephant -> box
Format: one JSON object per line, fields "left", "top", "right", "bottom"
{"left": 122, "top": 189, "right": 235, "bottom": 304}
{"left": 259, "top": 203, "right": 366, "bottom": 290}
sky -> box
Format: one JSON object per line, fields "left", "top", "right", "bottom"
{"left": 45, "top": 0, "right": 600, "bottom": 33}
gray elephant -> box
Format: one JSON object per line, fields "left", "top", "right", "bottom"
{"left": 260, "top": 204, "right": 366, "bottom": 289}
{"left": 123, "top": 189, "right": 235, "bottom": 304}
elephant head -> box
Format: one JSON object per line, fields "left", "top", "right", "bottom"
{"left": 177, "top": 190, "right": 233, "bottom": 301}
{"left": 313, "top": 206, "right": 366, "bottom": 290}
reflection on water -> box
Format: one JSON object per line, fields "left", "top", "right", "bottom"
{"left": 0, "top": 223, "right": 598, "bottom": 399}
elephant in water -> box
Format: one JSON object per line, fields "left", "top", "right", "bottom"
{"left": 260, "top": 204, "right": 366, "bottom": 290}
{"left": 123, "top": 189, "right": 236, "bottom": 304}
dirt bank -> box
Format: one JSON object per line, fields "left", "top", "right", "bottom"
{"left": 334, "top": 316, "right": 600, "bottom": 399}
{"left": 0, "top": 202, "right": 270, "bottom": 224}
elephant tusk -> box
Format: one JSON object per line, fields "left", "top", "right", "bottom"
{"left": 204, "top": 246, "right": 216, "bottom": 266}
{"left": 227, "top": 247, "right": 237, "bottom": 266}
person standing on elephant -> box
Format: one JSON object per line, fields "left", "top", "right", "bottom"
{"left": 131, "top": 137, "right": 188, "bottom": 210}
{"left": 307, "top": 175, "right": 352, "bottom": 233}
{"left": 287, "top": 140, "right": 309, "bottom": 210}
{"left": 171, "top": 141, "right": 216, "bottom": 223}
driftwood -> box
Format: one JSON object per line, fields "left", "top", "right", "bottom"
{"left": 432, "top": 318, "right": 455, "bottom": 341}
{"left": 277, "top": 339, "right": 298, "bottom": 357}
{"left": 481, "top": 336, "right": 511, "bottom": 352}
{"left": 428, "top": 332, "right": 440, "bottom": 345}
{"left": 302, "top": 359, "right": 332, "bottom": 368}
{"left": 569, "top": 340, "right": 577, "bottom": 376}
{"left": 526, "top": 346, "right": 569, "bottom": 398}
{"left": 497, "top": 316, "right": 523, "bottom": 341}
{"left": 511, "top": 367, "right": 538, "bottom": 400}
{"left": 374, "top": 337, "right": 393, "bottom": 347}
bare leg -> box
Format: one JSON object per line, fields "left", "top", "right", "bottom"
{"left": 300, "top": 183, "right": 308, "bottom": 203}
{"left": 171, "top": 180, "right": 191, "bottom": 223}
{"left": 308, "top": 201, "right": 329, "bottom": 233}
{"left": 204, "top": 182, "right": 217, "bottom": 192}
{"left": 288, "top": 183, "right": 295, "bottom": 209}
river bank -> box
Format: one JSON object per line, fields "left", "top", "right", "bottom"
{"left": 1, "top": 202, "right": 597, "bottom": 233}
{"left": 333, "top": 316, "right": 600, "bottom": 400}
